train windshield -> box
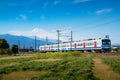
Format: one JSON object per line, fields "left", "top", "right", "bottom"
{"left": 102, "top": 39, "right": 111, "bottom": 45}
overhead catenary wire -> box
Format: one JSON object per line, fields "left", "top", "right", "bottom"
{"left": 73, "top": 18, "right": 120, "bottom": 32}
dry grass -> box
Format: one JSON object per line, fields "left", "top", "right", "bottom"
{"left": 93, "top": 58, "right": 120, "bottom": 80}
{"left": 0, "top": 62, "right": 20, "bottom": 67}
{"left": 0, "top": 71, "right": 46, "bottom": 80}
{"left": 0, "top": 56, "right": 33, "bottom": 60}
{"left": 31, "top": 58, "right": 62, "bottom": 62}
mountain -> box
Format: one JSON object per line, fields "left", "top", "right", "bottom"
{"left": 0, "top": 34, "right": 48, "bottom": 48}
{"left": 112, "top": 45, "right": 120, "bottom": 48}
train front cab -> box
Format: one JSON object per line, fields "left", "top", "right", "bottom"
{"left": 101, "top": 39, "right": 111, "bottom": 52}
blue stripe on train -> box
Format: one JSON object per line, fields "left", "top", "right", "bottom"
{"left": 68, "top": 48, "right": 75, "bottom": 50}
{"left": 68, "top": 47, "right": 102, "bottom": 50}
{"left": 50, "top": 47, "right": 102, "bottom": 51}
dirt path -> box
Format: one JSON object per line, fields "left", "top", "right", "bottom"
{"left": 93, "top": 58, "right": 120, "bottom": 80}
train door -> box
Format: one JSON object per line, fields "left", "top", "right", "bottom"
{"left": 94, "top": 41, "right": 97, "bottom": 49}
{"left": 74, "top": 43, "right": 77, "bottom": 50}
{"left": 83, "top": 42, "right": 86, "bottom": 49}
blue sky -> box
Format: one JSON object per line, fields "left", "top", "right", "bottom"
{"left": 0, "top": 0, "right": 120, "bottom": 44}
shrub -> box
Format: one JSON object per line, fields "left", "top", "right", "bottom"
{"left": 34, "top": 51, "right": 81, "bottom": 59}
{"left": 0, "top": 49, "right": 4, "bottom": 55}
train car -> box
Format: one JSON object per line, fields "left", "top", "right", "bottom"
{"left": 39, "top": 38, "right": 111, "bottom": 52}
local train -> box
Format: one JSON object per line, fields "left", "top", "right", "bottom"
{"left": 39, "top": 38, "right": 111, "bottom": 52}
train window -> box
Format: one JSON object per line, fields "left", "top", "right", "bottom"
{"left": 72, "top": 44, "right": 74, "bottom": 47}
{"left": 53, "top": 46, "right": 56, "bottom": 48}
{"left": 91, "top": 43, "right": 94, "bottom": 45}
{"left": 66, "top": 45, "right": 69, "bottom": 47}
{"left": 88, "top": 43, "right": 90, "bottom": 45}
{"left": 59, "top": 45, "right": 62, "bottom": 47}
{"left": 51, "top": 46, "right": 53, "bottom": 48}
{"left": 88, "top": 43, "right": 90, "bottom": 46}
{"left": 102, "top": 39, "right": 111, "bottom": 45}
{"left": 81, "top": 43, "right": 83, "bottom": 46}
{"left": 62, "top": 45, "right": 65, "bottom": 47}
{"left": 78, "top": 43, "right": 80, "bottom": 46}
{"left": 97, "top": 42, "right": 99, "bottom": 45}
{"left": 86, "top": 43, "right": 88, "bottom": 46}
{"left": 77, "top": 43, "right": 82, "bottom": 46}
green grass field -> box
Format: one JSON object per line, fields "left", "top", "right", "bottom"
{"left": 0, "top": 52, "right": 120, "bottom": 80}
{"left": 101, "top": 56, "right": 120, "bottom": 74}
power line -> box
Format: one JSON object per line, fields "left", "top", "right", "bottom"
{"left": 74, "top": 18, "right": 120, "bottom": 32}
{"left": 79, "top": 15, "right": 118, "bottom": 27}
{"left": 88, "top": 18, "right": 120, "bottom": 29}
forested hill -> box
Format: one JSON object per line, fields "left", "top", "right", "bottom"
{"left": 0, "top": 34, "right": 46, "bottom": 48}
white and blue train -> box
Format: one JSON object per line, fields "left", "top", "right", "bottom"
{"left": 39, "top": 38, "right": 111, "bottom": 52}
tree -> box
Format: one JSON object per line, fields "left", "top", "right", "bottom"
{"left": 0, "top": 39, "right": 9, "bottom": 49}
{"left": 0, "top": 49, "right": 4, "bottom": 55}
{"left": 0, "top": 39, "right": 10, "bottom": 55}
{"left": 12, "top": 44, "right": 18, "bottom": 55}
{"left": 6, "top": 48, "right": 12, "bottom": 55}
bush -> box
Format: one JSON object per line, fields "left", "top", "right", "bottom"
{"left": 70, "top": 51, "right": 81, "bottom": 57}
{"left": 0, "top": 49, "right": 4, "bottom": 55}
{"left": 0, "top": 48, "right": 12, "bottom": 55}
{"left": 34, "top": 51, "right": 81, "bottom": 59}
{"left": 0, "top": 65, "right": 20, "bottom": 74}
{"left": 5, "top": 48, "right": 12, "bottom": 55}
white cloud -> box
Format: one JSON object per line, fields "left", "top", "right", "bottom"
{"left": 72, "top": 0, "right": 91, "bottom": 4}
{"left": 87, "top": 11, "right": 91, "bottom": 14}
{"left": 9, "top": 31, "right": 32, "bottom": 36}
{"left": 40, "top": 14, "right": 46, "bottom": 19}
{"left": 53, "top": 1, "right": 60, "bottom": 5}
{"left": 8, "top": 28, "right": 57, "bottom": 40}
{"left": 30, "top": 0, "right": 38, "bottom": 3}
{"left": 16, "top": 14, "right": 27, "bottom": 20}
{"left": 43, "top": 2, "right": 49, "bottom": 8}
{"left": 96, "top": 8, "right": 112, "bottom": 15}
{"left": 8, "top": 2, "right": 18, "bottom": 6}
{"left": 8, "top": 28, "right": 72, "bottom": 41}
{"left": 19, "top": 14, "right": 27, "bottom": 20}
{"left": 16, "top": 17, "right": 19, "bottom": 20}
{"left": 27, "top": 10, "right": 33, "bottom": 13}
{"left": 66, "top": 12, "right": 71, "bottom": 15}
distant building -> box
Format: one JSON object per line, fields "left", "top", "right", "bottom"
{"left": 111, "top": 45, "right": 120, "bottom": 53}
{"left": 19, "top": 48, "right": 34, "bottom": 53}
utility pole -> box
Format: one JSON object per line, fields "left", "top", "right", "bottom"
{"left": 57, "top": 30, "right": 60, "bottom": 52}
{"left": 35, "top": 36, "right": 36, "bottom": 52}
{"left": 18, "top": 40, "right": 20, "bottom": 53}
{"left": 70, "top": 31, "right": 73, "bottom": 51}
{"left": 18, "top": 40, "right": 20, "bottom": 49}
{"left": 46, "top": 36, "right": 48, "bottom": 45}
